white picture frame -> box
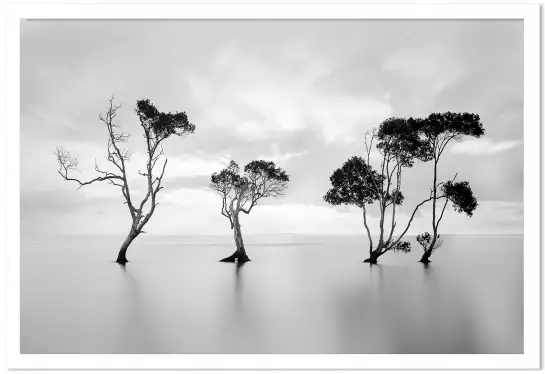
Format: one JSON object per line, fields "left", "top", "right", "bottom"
{"left": 4, "top": 1, "right": 540, "bottom": 370}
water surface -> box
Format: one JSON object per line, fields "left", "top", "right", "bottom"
{"left": 21, "top": 234, "right": 523, "bottom": 353}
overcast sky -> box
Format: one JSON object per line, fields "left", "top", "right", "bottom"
{"left": 21, "top": 20, "right": 523, "bottom": 238}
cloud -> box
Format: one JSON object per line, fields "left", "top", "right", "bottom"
{"left": 432, "top": 200, "right": 523, "bottom": 235}
{"left": 127, "top": 153, "right": 227, "bottom": 179}
{"left": 164, "top": 156, "right": 227, "bottom": 177}
{"left": 21, "top": 188, "right": 119, "bottom": 215}
{"left": 450, "top": 139, "right": 521, "bottom": 155}
{"left": 186, "top": 40, "right": 392, "bottom": 144}
{"left": 21, "top": 195, "right": 523, "bottom": 238}
{"left": 256, "top": 143, "right": 308, "bottom": 167}
{"left": 381, "top": 44, "right": 467, "bottom": 94}
{"left": 20, "top": 20, "right": 524, "bottom": 238}
{"left": 159, "top": 188, "right": 218, "bottom": 207}
{"left": 165, "top": 175, "right": 211, "bottom": 190}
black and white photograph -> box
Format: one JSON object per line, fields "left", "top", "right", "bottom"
{"left": 4, "top": 1, "right": 541, "bottom": 370}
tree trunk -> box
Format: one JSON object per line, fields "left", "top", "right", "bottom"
{"left": 419, "top": 238, "right": 435, "bottom": 263}
{"left": 364, "top": 249, "right": 383, "bottom": 264}
{"left": 420, "top": 231, "right": 438, "bottom": 263}
{"left": 419, "top": 251, "right": 432, "bottom": 264}
{"left": 424, "top": 157, "right": 439, "bottom": 265}
{"left": 220, "top": 215, "right": 251, "bottom": 263}
{"left": 116, "top": 229, "right": 137, "bottom": 264}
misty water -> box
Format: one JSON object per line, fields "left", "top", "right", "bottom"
{"left": 21, "top": 234, "right": 522, "bottom": 354}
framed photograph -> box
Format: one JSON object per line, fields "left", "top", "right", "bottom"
{"left": 5, "top": 1, "right": 540, "bottom": 370}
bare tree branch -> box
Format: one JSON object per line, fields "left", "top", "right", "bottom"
{"left": 56, "top": 147, "right": 124, "bottom": 190}
{"left": 56, "top": 96, "right": 195, "bottom": 248}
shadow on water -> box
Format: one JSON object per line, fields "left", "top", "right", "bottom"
{"left": 332, "top": 261, "right": 484, "bottom": 353}
{"left": 115, "top": 262, "right": 127, "bottom": 272}
{"left": 234, "top": 261, "right": 245, "bottom": 310}
{"left": 218, "top": 260, "right": 261, "bottom": 352}
{"left": 367, "top": 262, "right": 383, "bottom": 291}
{"left": 235, "top": 261, "right": 245, "bottom": 275}
{"left": 113, "top": 262, "right": 160, "bottom": 353}
{"left": 422, "top": 262, "right": 435, "bottom": 283}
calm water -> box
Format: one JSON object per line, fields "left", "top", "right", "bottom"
{"left": 21, "top": 234, "right": 523, "bottom": 353}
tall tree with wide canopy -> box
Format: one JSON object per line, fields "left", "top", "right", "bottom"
{"left": 55, "top": 96, "right": 195, "bottom": 264}
{"left": 324, "top": 118, "right": 432, "bottom": 264}
{"left": 416, "top": 112, "right": 484, "bottom": 263}
{"left": 210, "top": 160, "right": 289, "bottom": 263}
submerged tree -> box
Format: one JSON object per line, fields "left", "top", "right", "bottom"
{"left": 210, "top": 160, "right": 289, "bottom": 263}
{"left": 417, "top": 178, "right": 478, "bottom": 262}
{"left": 55, "top": 96, "right": 195, "bottom": 264}
{"left": 416, "top": 112, "right": 483, "bottom": 263}
{"left": 324, "top": 118, "right": 432, "bottom": 264}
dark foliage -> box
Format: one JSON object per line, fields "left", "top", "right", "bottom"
{"left": 376, "top": 117, "right": 432, "bottom": 166}
{"left": 442, "top": 180, "right": 478, "bottom": 217}
{"left": 323, "top": 156, "right": 383, "bottom": 208}
{"left": 417, "top": 232, "right": 432, "bottom": 248}
{"left": 417, "top": 232, "right": 443, "bottom": 253}
{"left": 390, "top": 240, "right": 411, "bottom": 253}
{"left": 210, "top": 161, "right": 246, "bottom": 189}
{"left": 244, "top": 160, "right": 289, "bottom": 182}
{"left": 385, "top": 188, "right": 404, "bottom": 205}
{"left": 421, "top": 112, "right": 485, "bottom": 141}
{"left": 136, "top": 99, "right": 196, "bottom": 137}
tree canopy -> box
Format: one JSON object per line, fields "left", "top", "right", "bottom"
{"left": 441, "top": 180, "right": 478, "bottom": 217}
{"left": 419, "top": 112, "right": 485, "bottom": 159}
{"left": 422, "top": 112, "right": 484, "bottom": 138}
{"left": 136, "top": 99, "right": 195, "bottom": 138}
{"left": 376, "top": 117, "right": 431, "bottom": 166}
{"left": 210, "top": 160, "right": 289, "bottom": 225}
{"left": 323, "top": 156, "right": 382, "bottom": 208}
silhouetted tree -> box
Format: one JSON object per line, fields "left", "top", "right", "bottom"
{"left": 324, "top": 118, "right": 432, "bottom": 264}
{"left": 416, "top": 112, "right": 483, "bottom": 263}
{"left": 55, "top": 96, "right": 195, "bottom": 264}
{"left": 210, "top": 160, "right": 289, "bottom": 263}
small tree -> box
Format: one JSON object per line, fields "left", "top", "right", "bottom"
{"left": 324, "top": 118, "right": 432, "bottom": 264}
{"left": 416, "top": 178, "right": 478, "bottom": 262}
{"left": 210, "top": 160, "right": 289, "bottom": 263}
{"left": 55, "top": 96, "right": 195, "bottom": 264}
{"left": 416, "top": 112, "right": 483, "bottom": 263}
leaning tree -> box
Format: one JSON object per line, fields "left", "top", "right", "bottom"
{"left": 324, "top": 118, "right": 434, "bottom": 264}
{"left": 416, "top": 178, "right": 478, "bottom": 262}
{"left": 416, "top": 112, "right": 484, "bottom": 263}
{"left": 55, "top": 96, "right": 195, "bottom": 264}
{"left": 210, "top": 160, "right": 289, "bottom": 263}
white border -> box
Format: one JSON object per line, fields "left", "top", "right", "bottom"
{"left": 5, "top": 2, "right": 540, "bottom": 370}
